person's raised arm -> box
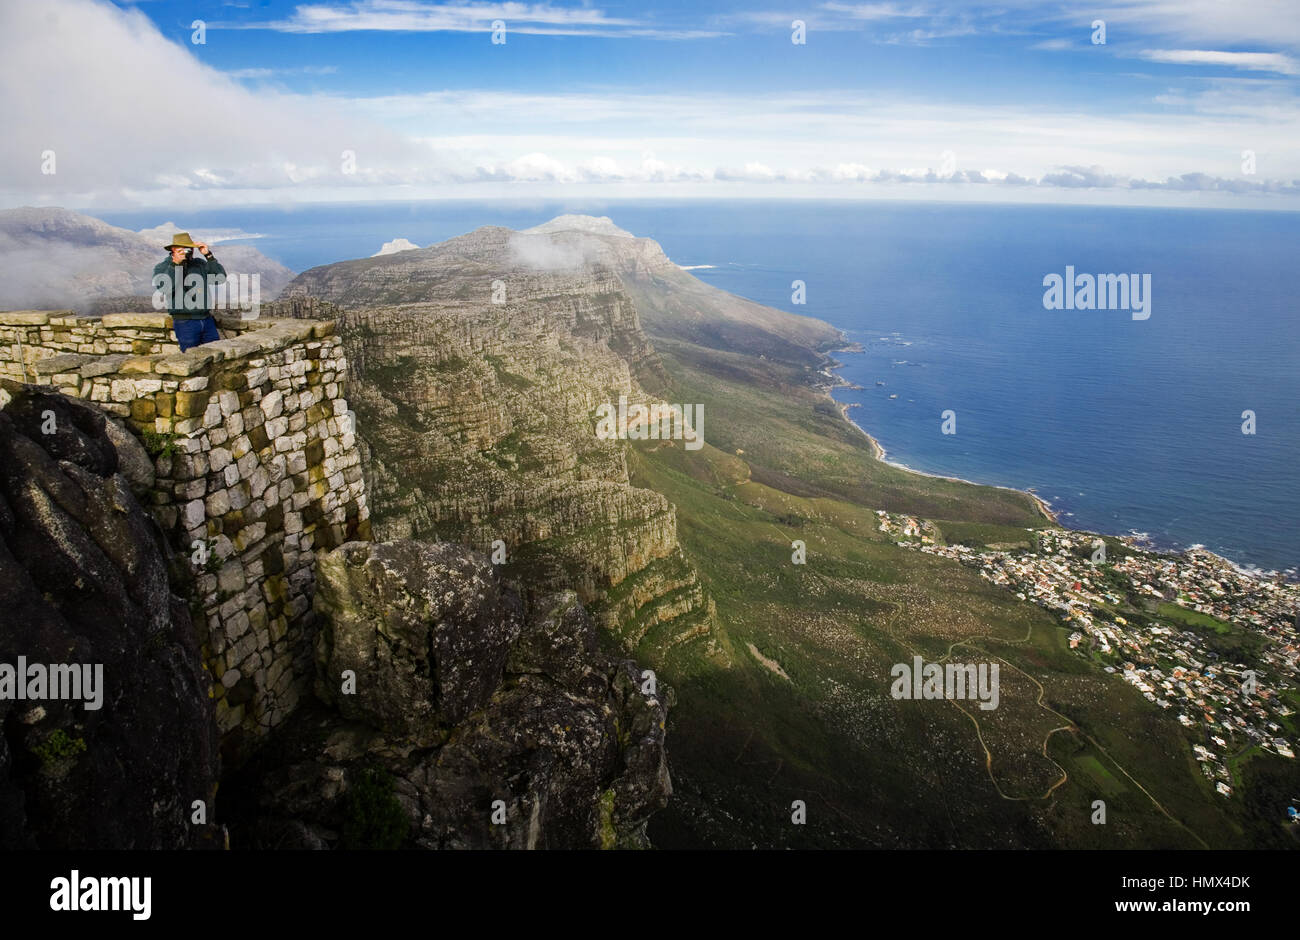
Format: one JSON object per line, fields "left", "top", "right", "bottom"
{"left": 192, "top": 240, "right": 226, "bottom": 279}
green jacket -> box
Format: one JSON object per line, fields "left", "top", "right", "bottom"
{"left": 151, "top": 252, "right": 226, "bottom": 319}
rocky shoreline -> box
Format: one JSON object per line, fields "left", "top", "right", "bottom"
{"left": 813, "top": 337, "right": 1300, "bottom": 583}
{"left": 812, "top": 338, "right": 1059, "bottom": 526}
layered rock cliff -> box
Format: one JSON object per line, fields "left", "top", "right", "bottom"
{"left": 274, "top": 223, "right": 723, "bottom": 664}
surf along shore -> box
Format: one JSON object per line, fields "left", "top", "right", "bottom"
{"left": 814, "top": 340, "right": 1059, "bottom": 525}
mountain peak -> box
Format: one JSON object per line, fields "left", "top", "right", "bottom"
{"left": 520, "top": 215, "right": 634, "bottom": 238}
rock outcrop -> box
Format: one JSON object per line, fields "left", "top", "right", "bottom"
{"left": 0, "top": 387, "right": 219, "bottom": 849}
{"left": 271, "top": 222, "right": 724, "bottom": 664}
{"left": 227, "top": 540, "right": 672, "bottom": 849}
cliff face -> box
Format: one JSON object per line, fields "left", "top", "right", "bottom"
{"left": 0, "top": 388, "right": 219, "bottom": 849}
{"left": 226, "top": 540, "right": 672, "bottom": 850}
{"left": 276, "top": 224, "right": 722, "bottom": 664}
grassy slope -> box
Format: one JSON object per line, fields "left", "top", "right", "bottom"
{"left": 633, "top": 339, "right": 1266, "bottom": 849}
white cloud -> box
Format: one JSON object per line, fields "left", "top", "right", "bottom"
{"left": 1137, "top": 49, "right": 1299, "bottom": 75}
{"left": 136, "top": 223, "right": 265, "bottom": 245}
{"left": 818, "top": 3, "right": 930, "bottom": 20}
{"left": 715, "top": 162, "right": 778, "bottom": 182}
{"left": 1092, "top": 0, "right": 1300, "bottom": 50}
{"left": 0, "top": 0, "right": 434, "bottom": 204}
{"left": 2, "top": 0, "right": 1298, "bottom": 209}
{"left": 230, "top": 0, "right": 723, "bottom": 39}
{"left": 507, "top": 232, "right": 592, "bottom": 270}
{"left": 832, "top": 163, "right": 877, "bottom": 181}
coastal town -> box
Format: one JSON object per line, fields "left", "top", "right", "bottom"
{"left": 876, "top": 511, "right": 1300, "bottom": 797}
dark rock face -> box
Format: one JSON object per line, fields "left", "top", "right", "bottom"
{"left": 0, "top": 386, "right": 219, "bottom": 849}
{"left": 230, "top": 541, "right": 671, "bottom": 849}
{"left": 314, "top": 540, "right": 524, "bottom": 741}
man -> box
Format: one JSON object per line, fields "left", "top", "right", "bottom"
{"left": 152, "top": 232, "right": 225, "bottom": 352}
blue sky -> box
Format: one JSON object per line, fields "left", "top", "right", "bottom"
{"left": 1, "top": 0, "right": 1297, "bottom": 208}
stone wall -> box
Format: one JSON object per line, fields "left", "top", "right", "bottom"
{"left": 0, "top": 311, "right": 372, "bottom": 759}
{"left": 0, "top": 311, "right": 179, "bottom": 379}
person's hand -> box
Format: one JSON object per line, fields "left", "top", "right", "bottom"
{"left": 193, "top": 240, "right": 211, "bottom": 256}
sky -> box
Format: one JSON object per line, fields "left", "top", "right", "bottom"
{"left": 1, "top": 0, "right": 1298, "bottom": 210}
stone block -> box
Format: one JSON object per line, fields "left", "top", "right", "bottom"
{"left": 260, "top": 389, "right": 284, "bottom": 420}
{"left": 248, "top": 466, "right": 270, "bottom": 499}
{"left": 221, "top": 508, "right": 245, "bottom": 537}
{"left": 0, "top": 311, "right": 51, "bottom": 325}
{"left": 103, "top": 312, "right": 171, "bottom": 329}
{"left": 223, "top": 610, "right": 251, "bottom": 645}
{"left": 129, "top": 398, "right": 156, "bottom": 423}
{"left": 229, "top": 483, "right": 250, "bottom": 511}
{"left": 217, "top": 560, "right": 246, "bottom": 595}
{"left": 205, "top": 488, "right": 230, "bottom": 517}
{"left": 174, "top": 390, "right": 210, "bottom": 417}
{"left": 235, "top": 522, "right": 267, "bottom": 552}
{"left": 155, "top": 349, "right": 215, "bottom": 376}
{"left": 184, "top": 499, "right": 206, "bottom": 528}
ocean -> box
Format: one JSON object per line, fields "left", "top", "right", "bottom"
{"left": 93, "top": 200, "right": 1300, "bottom": 574}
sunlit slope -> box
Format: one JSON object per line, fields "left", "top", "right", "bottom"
{"left": 633, "top": 338, "right": 1256, "bottom": 849}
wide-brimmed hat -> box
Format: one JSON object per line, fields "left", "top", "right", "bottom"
{"left": 166, "top": 232, "right": 198, "bottom": 250}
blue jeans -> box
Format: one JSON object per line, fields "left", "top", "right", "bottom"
{"left": 173, "top": 316, "right": 220, "bottom": 352}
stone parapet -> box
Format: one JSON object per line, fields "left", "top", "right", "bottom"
{"left": 0, "top": 310, "right": 371, "bottom": 758}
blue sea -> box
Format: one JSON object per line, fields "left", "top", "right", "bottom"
{"left": 93, "top": 200, "right": 1300, "bottom": 574}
